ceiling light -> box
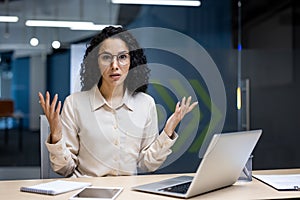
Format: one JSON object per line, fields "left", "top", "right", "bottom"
{"left": 70, "top": 24, "right": 122, "bottom": 31}
{"left": 52, "top": 40, "right": 61, "bottom": 49}
{"left": 30, "top": 37, "right": 39, "bottom": 47}
{"left": 111, "top": 0, "right": 201, "bottom": 6}
{"left": 25, "top": 20, "right": 94, "bottom": 28}
{"left": 0, "top": 16, "right": 19, "bottom": 22}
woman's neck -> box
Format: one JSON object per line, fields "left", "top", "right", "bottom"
{"left": 100, "top": 83, "right": 125, "bottom": 107}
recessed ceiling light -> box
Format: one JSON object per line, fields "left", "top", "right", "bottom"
{"left": 30, "top": 37, "right": 39, "bottom": 47}
{"left": 52, "top": 40, "right": 61, "bottom": 49}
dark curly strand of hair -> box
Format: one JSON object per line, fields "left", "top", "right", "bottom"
{"left": 80, "top": 26, "right": 150, "bottom": 94}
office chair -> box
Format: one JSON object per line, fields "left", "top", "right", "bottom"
{"left": 40, "top": 115, "right": 63, "bottom": 179}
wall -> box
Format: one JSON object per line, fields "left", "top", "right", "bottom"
{"left": 11, "top": 57, "right": 30, "bottom": 128}
{"left": 47, "top": 51, "right": 71, "bottom": 104}
{"left": 30, "top": 54, "right": 46, "bottom": 130}
{"left": 243, "top": 4, "right": 300, "bottom": 169}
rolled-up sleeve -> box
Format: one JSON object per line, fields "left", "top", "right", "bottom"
{"left": 45, "top": 137, "right": 76, "bottom": 176}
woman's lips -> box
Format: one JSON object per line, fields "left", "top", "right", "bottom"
{"left": 110, "top": 73, "right": 121, "bottom": 80}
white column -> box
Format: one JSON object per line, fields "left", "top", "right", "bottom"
{"left": 29, "top": 54, "right": 46, "bottom": 130}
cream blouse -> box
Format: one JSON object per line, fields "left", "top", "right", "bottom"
{"left": 46, "top": 85, "right": 178, "bottom": 177}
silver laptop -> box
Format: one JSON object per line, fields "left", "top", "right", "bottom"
{"left": 132, "top": 129, "right": 262, "bottom": 198}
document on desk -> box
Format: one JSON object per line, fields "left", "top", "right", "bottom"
{"left": 253, "top": 174, "right": 300, "bottom": 191}
{"left": 20, "top": 180, "right": 91, "bottom": 195}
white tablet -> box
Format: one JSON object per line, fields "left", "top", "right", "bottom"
{"left": 69, "top": 187, "right": 123, "bottom": 200}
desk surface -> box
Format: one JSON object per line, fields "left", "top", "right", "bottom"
{"left": 1, "top": 169, "right": 300, "bottom": 200}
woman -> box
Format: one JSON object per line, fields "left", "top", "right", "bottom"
{"left": 39, "top": 26, "right": 197, "bottom": 177}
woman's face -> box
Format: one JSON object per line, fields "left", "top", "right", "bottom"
{"left": 97, "top": 38, "right": 130, "bottom": 88}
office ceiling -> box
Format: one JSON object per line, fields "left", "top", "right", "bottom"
{"left": 0, "top": 0, "right": 292, "bottom": 57}
{"left": 0, "top": 0, "right": 121, "bottom": 57}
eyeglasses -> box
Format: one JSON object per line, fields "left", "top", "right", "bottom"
{"left": 98, "top": 52, "right": 130, "bottom": 66}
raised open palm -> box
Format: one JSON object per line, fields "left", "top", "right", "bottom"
{"left": 38, "top": 91, "right": 62, "bottom": 143}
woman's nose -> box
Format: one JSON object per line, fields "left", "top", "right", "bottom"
{"left": 111, "top": 56, "right": 119, "bottom": 68}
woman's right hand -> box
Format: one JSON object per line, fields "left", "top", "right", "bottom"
{"left": 38, "top": 91, "right": 62, "bottom": 144}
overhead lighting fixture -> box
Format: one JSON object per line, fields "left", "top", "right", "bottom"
{"left": 70, "top": 24, "right": 122, "bottom": 31}
{"left": 111, "top": 0, "right": 201, "bottom": 7}
{"left": 30, "top": 37, "right": 39, "bottom": 47}
{"left": 0, "top": 16, "right": 19, "bottom": 22}
{"left": 25, "top": 20, "right": 120, "bottom": 31}
{"left": 52, "top": 40, "right": 61, "bottom": 49}
{"left": 25, "top": 20, "right": 94, "bottom": 28}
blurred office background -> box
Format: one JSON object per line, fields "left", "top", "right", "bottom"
{"left": 0, "top": 0, "right": 299, "bottom": 180}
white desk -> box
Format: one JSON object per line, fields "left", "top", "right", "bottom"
{"left": 1, "top": 169, "right": 300, "bottom": 199}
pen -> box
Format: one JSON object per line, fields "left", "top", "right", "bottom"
{"left": 294, "top": 186, "right": 300, "bottom": 191}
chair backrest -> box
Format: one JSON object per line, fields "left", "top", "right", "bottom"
{"left": 0, "top": 100, "right": 14, "bottom": 117}
{"left": 40, "top": 115, "right": 63, "bottom": 179}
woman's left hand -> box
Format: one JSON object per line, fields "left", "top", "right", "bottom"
{"left": 164, "top": 96, "right": 198, "bottom": 137}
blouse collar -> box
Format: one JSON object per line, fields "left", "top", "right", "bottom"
{"left": 89, "top": 84, "right": 134, "bottom": 111}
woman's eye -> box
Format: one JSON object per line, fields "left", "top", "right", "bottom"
{"left": 118, "top": 54, "right": 128, "bottom": 60}
{"left": 101, "top": 55, "right": 112, "bottom": 60}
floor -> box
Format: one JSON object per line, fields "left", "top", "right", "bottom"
{"left": 0, "top": 128, "right": 41, "bottom": 180}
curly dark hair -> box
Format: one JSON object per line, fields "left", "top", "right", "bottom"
{"left": 80, "top": 26, "right": 150, "bottom": 94}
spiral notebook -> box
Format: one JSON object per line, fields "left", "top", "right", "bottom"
{"left": 20, "top": 180, "right": 91, "bottom": 195}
